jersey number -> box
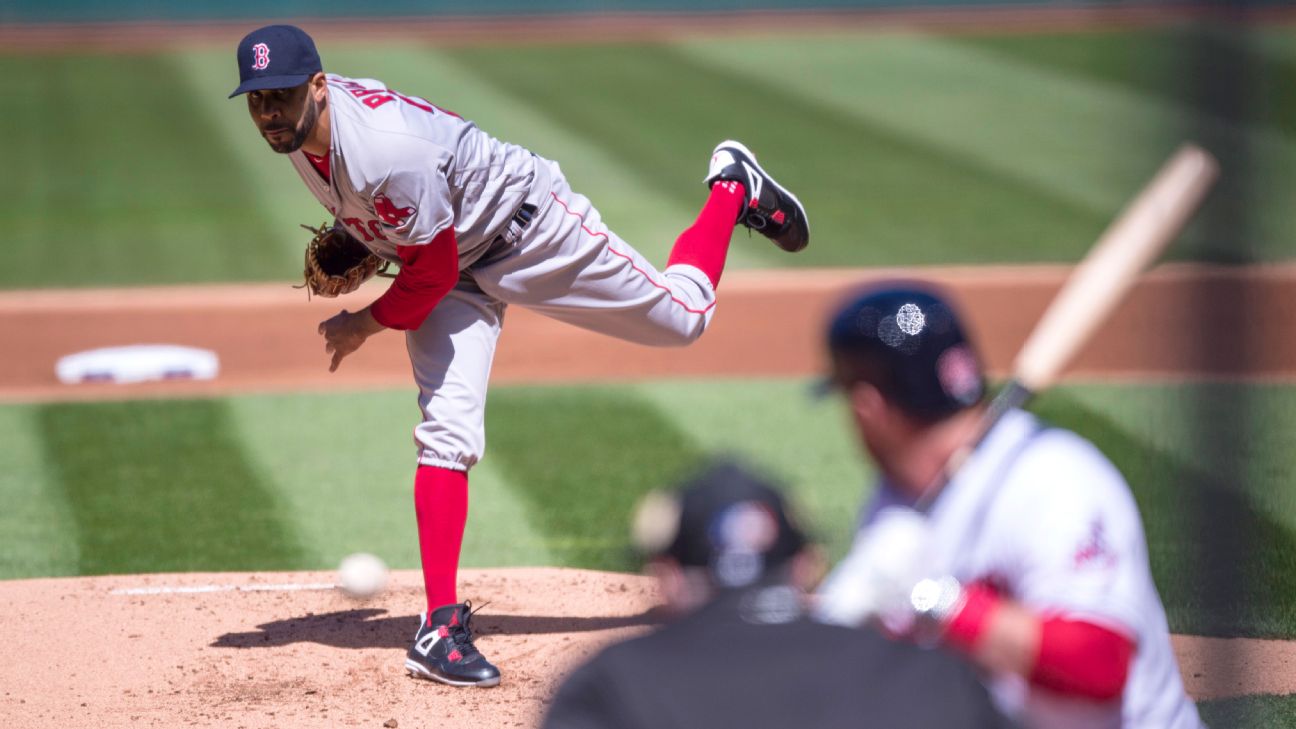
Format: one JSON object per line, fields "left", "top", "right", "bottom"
{"left": 342, "top": 217, "right": 388, "bottom": 243}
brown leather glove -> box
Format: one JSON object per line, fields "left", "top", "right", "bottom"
{"left": 299, "top": 222, "right": 390, "bottom": 298}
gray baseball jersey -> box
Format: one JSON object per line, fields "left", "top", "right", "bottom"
{"left": 289, "top": 74, "right": 554, "bottom": 269}
{"left": 289, "top": 74, "right": 717, "bottom": 470}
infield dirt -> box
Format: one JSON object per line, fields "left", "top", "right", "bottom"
{"left": 1, "top": 568, "right": 1293, "bottom": 729}
{"left": 2, "top": 264, "right": 1294, "bottom": 402}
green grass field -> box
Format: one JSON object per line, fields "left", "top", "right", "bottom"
{"left": 1, "top": 379, "right": 1293, "bottom": 718}
{"left": 1199, "top": 694, "right": 1296, "bottom": 727}
{"left": 4, "top": 379, "right": 1295, "bottom": 640}
{"left": 1, "top": 24, "right": 1293, "bottom": 289}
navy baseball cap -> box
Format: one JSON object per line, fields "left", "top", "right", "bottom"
{"left": 818, "top": 281, "right": 985, "bottom": 421}
{"left": 229, "top": 24, "right": 322, "bottom": 98}
{"left": 631, "top": 459, "right": 808, "bottom": 589}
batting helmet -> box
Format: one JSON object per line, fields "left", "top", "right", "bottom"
{"left": 822, "top": 281, "right": 985, "bottom": 422}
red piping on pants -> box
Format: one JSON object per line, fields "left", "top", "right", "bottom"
{"left": 549, "top": 192, "right": 716, "bottom": 316}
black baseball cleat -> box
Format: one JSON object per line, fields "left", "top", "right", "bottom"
{"left": 704, "top": 140, "right": 810, "bottom": 253}
{"left": 405, "top": 602, "right": 501, "bottom": 687}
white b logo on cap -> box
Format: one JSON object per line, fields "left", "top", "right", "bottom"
{"left": 251, "top": 43, "right": 270, "bottom": 70}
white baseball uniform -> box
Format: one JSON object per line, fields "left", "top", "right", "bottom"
{"left": 832, "top": 408, "right": 1203, "bottom": 729}
{"left": 287, "top": 74, "right": 717, "bottom": 471}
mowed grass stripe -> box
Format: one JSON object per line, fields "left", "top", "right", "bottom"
{"left": 1198, "top": 693, "right": 1296, "bottom": 727}
{"left": 954, "top": 28, "right": 1296, "bottom": 146}
{"left": 1057, "top": 383, "right": 1296, "bottom": 532}
{"left": 678, "top": 32, "right": 1147, "bottom": 216}
{"left": 631, "top": 379, "right": 870, "bottom": 560}
{"left": 224, "top": 392, "right": 422, "bottom": 570}
{"left": 320, "top": 44, "right": 764, "bottom": 270}
{"left": 36, "top": 399, "right": 306, "bottom": 575}
{"left": 223, "top": 390, "right": 555, "bottom": 570}
{"left": 679, "top": 31, "right": 1296, "bottom": 263}
{"left": 0, "top": 54, "right": 290, "bottom": 287}
{"left": 450, "top": 42, "right": 1100, "bottom": 267}
{"left": 0, "top": 406, "right": 79, "bottom": 578}
{"left": 942, "top": 29, "right": 1296, "bottom": 262}
{"left": 483, "top": 386, "right": 708, "bottom": 572}
{"left": 459, "top": 457, "right": 558, "bottom": 568}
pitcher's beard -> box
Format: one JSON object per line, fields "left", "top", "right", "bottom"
{"left": 266, "top": 97, "right": 319, "bottom": 154}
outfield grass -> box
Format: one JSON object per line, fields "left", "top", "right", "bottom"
{"left": 0, "top": 54, "right": 302, "bottom": 286}
{"left": 1, "top": 24, "right": 1293, "bottom": 288}
{"left": 3, "top": 378, "right": 1294, "bottom": 641}
{"left": 1199, "top": 693, "right": 1296, "bottom": 727}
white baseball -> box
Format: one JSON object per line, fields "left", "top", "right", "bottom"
{"left": 337, "top": 552, "right": 388, "bottom": 599}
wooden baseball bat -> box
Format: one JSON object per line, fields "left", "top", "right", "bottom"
{"left": 915, "top": 143, "right": 1219, "bottom": 510}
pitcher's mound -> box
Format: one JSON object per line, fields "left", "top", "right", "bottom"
{"left": 0, "top": 568, "right": 660, "bottom": 728}
{"left": 2, "top": 566, "right": 1292, "bottom": 727}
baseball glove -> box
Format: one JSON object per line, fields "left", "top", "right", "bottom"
{"left": 298, "top": 222, "right": 391, "bottom": 298}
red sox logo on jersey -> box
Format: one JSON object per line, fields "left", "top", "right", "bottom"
{"left": 374, "top": 193, "right": 416, "bottom": 227}
{"left": 251, "top": 43, "right": 271, "bottom": 70}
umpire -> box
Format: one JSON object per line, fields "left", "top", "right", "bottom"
{"left": 542, "top": 459, "right": 1016, "bottom": 729}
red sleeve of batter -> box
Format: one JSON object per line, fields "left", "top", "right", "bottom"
{"left": 1030, "top": 618, "right": 1135, "bottom": 700}
{"left": 369, "top": 227, "right": 459, "bottom": 331}
{"left": 942, "top": 582, "right": 1001, "bottom": 653}
{"left": 941, "top": 586, "right": 1133, "bottom": 701}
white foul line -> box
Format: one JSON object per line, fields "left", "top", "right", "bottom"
{"left": 111, "top": 582, "right": 336, "bottom": 595}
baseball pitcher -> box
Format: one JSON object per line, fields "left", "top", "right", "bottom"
{"left": 229, "top": 24, "right": 810, "bottom": 688}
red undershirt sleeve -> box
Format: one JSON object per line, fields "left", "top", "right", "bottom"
{"left": 941, "top": 586, "right": 1134, "bottom": 701}
{"left": 1029, "top": 617, "right": 1135, "bottom": 700}
{"left": 369, "top": 226, "right": 459, "bottom": 331}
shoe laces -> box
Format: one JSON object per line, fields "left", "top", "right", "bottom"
{"left": 448, "top": 600, "right": 490, "bottom": 656}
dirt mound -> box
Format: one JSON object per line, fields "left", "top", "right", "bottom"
{"left": 0, "top": 567, "right": 1289, "bottom": 728}
{"left": 0, "top": 568, "right": 659, "bottom": 728}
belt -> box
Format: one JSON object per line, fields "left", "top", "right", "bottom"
{"left": 514, "top": 203, "right": 537, "bottom": 227}
{"left": 493, "top": 203, "right": 537, "bottom": 247}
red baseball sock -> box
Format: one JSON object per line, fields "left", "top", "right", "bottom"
{"left": 666, "top": 179, "right": 745, "bottom": 288}
{"left": 414, "top": 465, "right": 469, "bottom": 614}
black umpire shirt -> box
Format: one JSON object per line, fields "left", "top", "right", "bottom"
{"left": 542, "top": 584, "right": 1016, "bottom": 729}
